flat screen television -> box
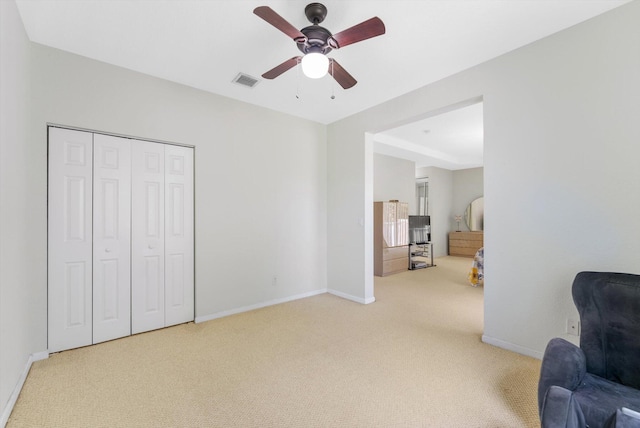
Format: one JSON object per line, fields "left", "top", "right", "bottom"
{"left": 409, "top": 215, "right": 430, "bottom": 244}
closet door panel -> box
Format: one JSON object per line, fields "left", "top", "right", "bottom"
{"left": 48, "top": 128, "right": 94, "bottom": 352}
{"left": 93, "top": 134, "right": 131, "bottom": 344}
{"left": 50, "top": 128, "right": 195, "bottom": 351}
{"left": 164, "top": 145, "right": 194, "bottom": 327}
{"left": 132, "top": 141, "right": 166, "bottom": 334}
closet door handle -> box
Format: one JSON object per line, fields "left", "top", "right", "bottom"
{"left": 105, "top": 248, "right": 111, "bottom": 253}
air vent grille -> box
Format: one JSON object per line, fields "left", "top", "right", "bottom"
{"left": 232, "top": 73, "right": 260, "bottom": 88}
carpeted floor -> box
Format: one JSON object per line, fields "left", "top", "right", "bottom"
{"left": 8, "top": 256, "right": 541, "bottom": 427}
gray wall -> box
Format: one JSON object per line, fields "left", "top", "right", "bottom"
{"left": 373, "top": 153, "right": 415, "bottom": 212}
{"left": 327, "top": 1, "right": 640, "bottom": 358}
{"left": 0, "top": 0, "right": 35, "bottom": 421}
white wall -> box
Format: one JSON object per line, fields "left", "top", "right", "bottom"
{"left": 328, "top": 1, "right": 640, "bottom": 358}
{"left": 327, "top": 123, "right": 376, "bottom": 304}
{"left": 373, "top": 153, "right": 415, "bottom": 211}
{"left": 0, "top": 0, "right": 36, "bottom": 422}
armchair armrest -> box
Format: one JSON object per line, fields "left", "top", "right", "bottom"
{"left": 540, "top": 386, "right": 586, "bottom": 428}
{"left": 606, "top": 407, "right": 640, "bottom": 428}
{"left": 538, "top": 338, "right": 587, "bottom": 413}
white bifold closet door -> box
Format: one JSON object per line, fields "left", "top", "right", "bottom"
{"left": 131, "top": 141, "right": 166, "bottom": 334}
{"left": 48, "top": 127, "right": 194, "bottom": 353}
{"left": 92, "top": 134, "right": 132, "bottom": 344}
{"left": 131, "top": 142, "right": 194, "bottom": 333}
{"left": 48, "top": 128, "right": 94, "bottom": 352}
{"left": 164, "top": 144, "right": 194, "bottom": 327}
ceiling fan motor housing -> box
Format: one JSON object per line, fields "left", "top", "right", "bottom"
{"left": 298, "top": 25, "right": 334, "bottom": 55}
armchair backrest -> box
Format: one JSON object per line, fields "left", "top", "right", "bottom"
{"left": 572, "top": 272, "right": 640, "bottom": 389}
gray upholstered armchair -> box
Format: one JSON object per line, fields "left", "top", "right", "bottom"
{"left": 538, "top": 272, "right": 640, "bottom": 428}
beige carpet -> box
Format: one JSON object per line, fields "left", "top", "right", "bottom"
{"left": 8, "top": 257, "right": 541, "bottom": 427}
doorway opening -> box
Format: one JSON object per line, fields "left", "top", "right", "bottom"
{"left": 416, "top": 177, "right": 429, "bottom": 216}
{"left": 370, "top": 96, "right": 484, "bottom": 294}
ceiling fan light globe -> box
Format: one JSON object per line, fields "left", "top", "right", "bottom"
{"left": 301, "top": 53, "right": 329, "bottom": 79}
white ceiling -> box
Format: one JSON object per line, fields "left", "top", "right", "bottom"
{"left": 15, "top": 0, "right": 630, "bottom": 168}
{"left": 375, "top": 101, "right": 484, "bottom": 170}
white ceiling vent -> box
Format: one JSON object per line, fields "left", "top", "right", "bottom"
{"left": 232, "top": 73, "right": 260, "bottom": 88}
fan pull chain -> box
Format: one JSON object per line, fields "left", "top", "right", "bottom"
{"left": 330, "top": 60, "right": 336, "bottom": 100}
{"left": 296, "top": 57, "right": 302, "bottom": 100}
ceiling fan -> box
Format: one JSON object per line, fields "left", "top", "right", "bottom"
{"left": 253, "top": 3, "right": 386, "bottom": 89}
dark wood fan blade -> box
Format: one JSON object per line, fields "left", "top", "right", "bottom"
{"left": 262, "top": 57, "right": 302, "bottom": 79}
{"left": 253, "top": 6, "right": 307, "bottom": 41}
{"left": 330, "top": 17, "right": 385, "bottom": 49}
{"left": 328, "top": 59, "right": 357, "bottom": 89}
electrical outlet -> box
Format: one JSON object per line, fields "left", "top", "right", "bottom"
{"left": 567, "top": 318, "right": 580, "bottom": 336}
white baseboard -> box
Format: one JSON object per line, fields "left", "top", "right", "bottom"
{"left": 482, "top": 335, "right": 543, "bottom": 360}
{"left": 31, "top": 351, "right": 49, "bottom": 362}
{"left": 195, "top": 288, "right": 328, "bottom": 324}
{"left": 195, "top": 287, "right": 376, "bottom": 324}
{"left": 1, "top": 351, "right": 49, "bottom": 428}
{"left": 328, "top": 288, "right": 375, "bottom": 305}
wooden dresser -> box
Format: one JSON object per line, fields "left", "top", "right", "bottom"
{"left": 374, "top": 201, "right": 409, "bottom": 276}
{"left": 449, "top": 231, "right": 483, "bottom": 257}
{"left": 376, "top": 246, "right": 409, "bottom": 277}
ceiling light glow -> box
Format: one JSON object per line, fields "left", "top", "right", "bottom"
{"left": 301, "top": 53, "right": 329, "bottom": 79}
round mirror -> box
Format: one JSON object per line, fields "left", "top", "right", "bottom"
{"left": 464, "top": 197, "right": 484, "bottom": 231}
